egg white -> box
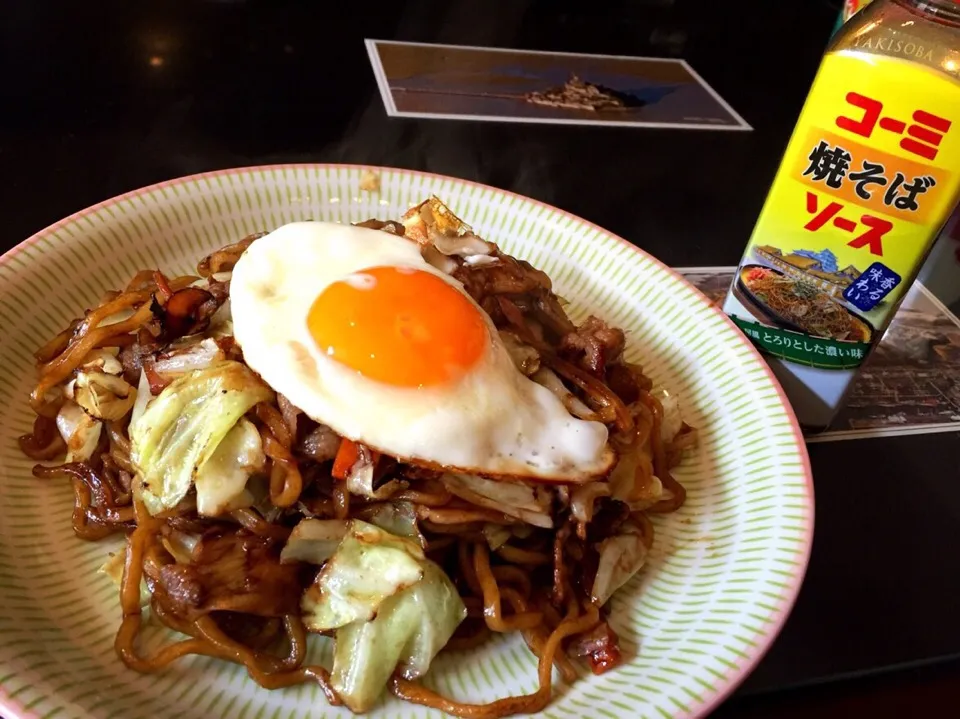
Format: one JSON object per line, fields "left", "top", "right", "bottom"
{"left": 230, "top": 221, "right": 612, "bottom": 481}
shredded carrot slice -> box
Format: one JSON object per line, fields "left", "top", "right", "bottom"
{"left": 332, "top": 439, "right": 359, "bottom": 480}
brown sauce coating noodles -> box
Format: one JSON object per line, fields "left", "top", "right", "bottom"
{"left": 743, "top": 267, "right": 870, "bottom": 341}
{"left": 20, "top": 226, "right": 692, "bottom": 717}
{"left": 390, "top": 600, "right": 600, "bottom": 718}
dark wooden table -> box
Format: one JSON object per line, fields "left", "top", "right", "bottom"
{"left": 3, "top": 0, "right": 959, "bottom": 715}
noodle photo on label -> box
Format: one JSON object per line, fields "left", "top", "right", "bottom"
{"left": 737, "top": 265, "right": 873, "bottom": 342}
{"left": 19, "top": 196, "right": 696, "bottom": 718}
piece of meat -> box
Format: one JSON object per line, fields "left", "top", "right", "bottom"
{"left": 216, "top": 613, "right": 284, "bottom": 651}
{"left": 152, "top": 530, "right": 303, "bottom": 621}
{"left": 605, "top": 363, "right": 653, "bottom": 404}
{"left": 560, "top": 316, "right": 625, "bottom": 378}
{"left": 118, "top": 328, "right": 163, "bottom": 385}
{"left": 496, "top": 297, "right": 542, "bottom": 346}
{"left": 143, "top": 358, "right": 171, "bottom": 394}
{"left": 568, "top": 621, "right": 623, "bottom": 675}
{"left": 589, "top": 498, "right": 630, "bottom": 543}
{"left": 156, "top": 563, "right": 203, "bottom": 609}
{"left": 453, "top": 254, "right": 552, "bottom": 305}
{"left": 160, "top": 287, "right": 216, "bottom": 339}
{"left": 193, "top": 278, "right": 230, "bottom": 328}
{"left": 206, "top": 279, "right": 230, "bottom": 303}
{"left": 296, "top": 424, "right": 341, "bottom": 463}
{"left": 276, "top": 393, "right": 301, "bottom": 437}
{"left": 532, "top": 292, "right": 576, "bottom": 338}
{"left": 213, "top": 335, "right": 243, "bottom": 362}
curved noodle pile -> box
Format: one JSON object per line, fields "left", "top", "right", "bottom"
{"left": 743, "top": 267, "right": 870, "bottom": 341}
{"left": 20, "top": 202, "right": 695, "bottom": 718}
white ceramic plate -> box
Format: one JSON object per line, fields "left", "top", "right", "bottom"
{"left": 0, "top": 165, "right": 813, "bottom": 719}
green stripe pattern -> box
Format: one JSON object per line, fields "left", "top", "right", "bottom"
{"left": 0, "top": 165, "right": 813, "bottom": 719}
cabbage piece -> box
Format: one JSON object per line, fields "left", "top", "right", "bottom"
{"left": 286, "top": 502, "right": 425, "bottom": 556}
{"left": 513, "top": 525, "right": 535, "bottom": 541}
{"left": 56, "top": 401, "right": 102, "bottom": 462}
{"left": 608, "top": 445, "right": 663, "bottom": 509}
{"left": 607, "top": 400, "right": 664, "bottom": 508}
{"left": 280, "top": 518, "right": 349, "bottom": 565}
{"left": 363, "top": 501, "right": 425, "bottom": 547}
{"left": 301, "top": 520, "right": 425, "bottom": 631}
{"left": 330, "top": 562, "right": 466, "bottom": 712}
{"left": 68, "top": 370, "right": 136, "bottom": 421}
{"left": 591, "top": 519, "right": 649, "bottom": 606}
{"left": 401, "top": 196, "right": 494, "bottom": 257}
{"left": 499, "top": 331, "right": 540, "bottom": 376}
{"left": 442, "top": 473, "right": 553, "bottom": 528}
{"left": 482, "top": 523, "right": 511, "bottom": 550}
{"left": 129, "top": 369, "right": 152, "bottom": 429}
{"left": 130, "top": 360, "right": 273, "bottom": 516}
{"left": 653, "top": 386, "right": 683, "bottom": 443}
{"left": 626, "top": 474, "right": 664, "bottom": 512}
{"left": 153, "top": 337, "right": 225, "bottom": 378}
{"left": 161, "top": 530, "right": 200, "bottom": 564}
{"left": 99, "top": 549, "right": 150, "bottom": 607}
{"left": 301, "top": 519, "right": 465, "bottom": 713}
{"left": 194, "top": 418, "right": 264, "bottom": 516}
{"left": 570, "top": 481, "right": 612, "bottom": 523}
{"left": 344, "top": 453, "right": 406, "bottom": 500}
{"left": 531, "top": 367, "right": 599, "bottom": 421}
{"left": 421, "top": 244, "right": 459, "bottom": 275}
{"left": 78, "top": 348, "right": 124, "bottom": 375}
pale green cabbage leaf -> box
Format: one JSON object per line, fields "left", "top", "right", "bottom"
{"left": 129, "top": 360, "right": 272, "bottom": 516}
{"left": 301, "top": 520, "right": 466, "bottom": 713}
{"left": 194, "top": 417, "right": 264, "bottom": 517}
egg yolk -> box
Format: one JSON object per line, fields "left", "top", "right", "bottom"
{"left": 307, "top": 266, "right": 488, "bottom": 387}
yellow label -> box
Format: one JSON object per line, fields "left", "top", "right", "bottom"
{"left": 735, "top": 50, "right": 960, "bottom": 357}
{"left": 791, "top": 126, "right": 950, "bottom": 226}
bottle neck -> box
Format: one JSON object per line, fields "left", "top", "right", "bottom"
{"left": 892, "top": 0, "right": 960, "bottom": 26}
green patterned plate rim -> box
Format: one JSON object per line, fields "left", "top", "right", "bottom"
{"left": 0, "top": 164, "right": 814, "bottom": 719}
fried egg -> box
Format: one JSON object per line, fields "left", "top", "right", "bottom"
{"left": 230, "top": 222, "right": 613, "bottom": 481}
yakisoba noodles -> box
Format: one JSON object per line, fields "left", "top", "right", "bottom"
{"left": 20, "top": 197, "right": 696, "bottom": 717}
{"left": 740, "top": 266, "right": 871, "bottom": 342}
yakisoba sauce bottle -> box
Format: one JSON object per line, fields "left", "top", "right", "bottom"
{"left": 723, "top": 0, "right": 960, "bottom": 430}
{"left": 836, "top": 0, "right": 878, "bottom": 30}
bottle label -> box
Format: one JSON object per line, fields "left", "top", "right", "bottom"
{"left": 843, "top": 0, "right": 874, "bottom": 24}
{"left": 724, "top": 51, "right": 960, "bottom": 369}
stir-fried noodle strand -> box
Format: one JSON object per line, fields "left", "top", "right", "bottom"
{"left": 20, "top": 213, "right": 694, "bottom": 717}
